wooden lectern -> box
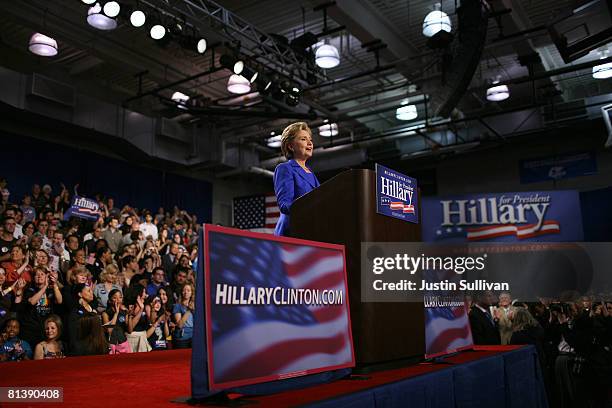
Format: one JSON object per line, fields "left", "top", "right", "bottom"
{"left": 291, "top": 169, "right": 425, "bottom": 365}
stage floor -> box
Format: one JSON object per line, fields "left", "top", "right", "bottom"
{"left": 0, "top": 345, "right": 536, "bottom": 407}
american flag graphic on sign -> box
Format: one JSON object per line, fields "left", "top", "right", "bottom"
{"left": 233, "top": 193, "right": 279, "bottom": 234}
{"left": 423, "top": 271, "right": 473, "bottom": 358}
{"left": 206, "top": 229, "right": 354, "bottom": 388}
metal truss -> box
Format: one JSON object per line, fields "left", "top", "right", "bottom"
{"left": 142, "top": 0, "right": 324, "bottom": 84}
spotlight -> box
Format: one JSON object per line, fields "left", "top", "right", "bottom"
{"left": 315, "top": 44, "right": 340, "bottom": 69}
{"left": 81, "top": 0, "right": 96, "bottom": 4}
{"left": 267, "top": 135, "right": 282, "bottom": 148}
{"left": 150, "top": 24, "right": 166, "bottom": 40}
{"left": 396, "top": 104, "right": 418, "bottom": 121}
{"left": 227, "top": 74, "right": 251, "bottom": 94}
{"left": 196, "top": 38, "right": 207, "bottom": 54}
{"left": 103, "top": 1, "right": 120, "bottom": 18}
{"left": 28, "top": 33, "right": 58, "bottom": 57}
{"left": 593, "top": 61, "right": 612, "bottom": 79}
{"left": 87, "top": 3, "right": 117, "bottom": 30}
{"left": 233, "top": 60, "right": 244, "bottom": 75}
{"left": 486, "top": 82, "right": 510, "bottom": 101}
{"left": 130, "top": 10, "right": 146, "bottom": 27}
{"left": 423, "top": 10, "right": 451, "bottom": 38}
{"left": 319, "top": 123, "right": 338, "bottom": 137}
{"left": 171, "top": 91, "right": 190, "bottom": 103}
{"left": 241, "top": 66, "right": 258, "bottom": 83}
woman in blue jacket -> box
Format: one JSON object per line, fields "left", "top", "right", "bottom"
{"left": 274, "top": 122, "right": 320, "bottom": 236}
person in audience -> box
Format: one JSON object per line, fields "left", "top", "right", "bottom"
{"left": 71, "top": 314, "right": 108, "bottom": 356}
{"left": 0, "top": 318, "right": 32, "bottom": 361}
{"left": 510, "top": 307, "right": 545, "bottom": 355}
{"left": 469, "top": 291, "right": 501, "bottom": 345}
{"left": 34, "top": 249, "right": 51, "bottom": 271}
{"left": 492, "top": 292, "right": 515, "bottom": 345}
{"left": 173, "top": 283, "right": 194, "bottom": 349}
{"left": 65, "top": 235, "right": 80, "bottom": 259}
{"left": 33, "top": 314, "right": 65, "bottom": 359}
{"left": 21, "top": 222, "right": 35, "bottom": 241}
{"left": 83, "top": 225, "right": 103, "bottom": 255}
{"left": 162, "top": 242, "right": 179, "bottom": 282}
{"left": 20, "top": 196, "right": 36, "bottom": 224}
{"left": 15, "top": 266, "right": 62, "bottom": 347}
{"left": 170, "top": 268, "right": 188, "bottom": 302}
{"left": 102, "top": 289, "right": 131, "bottom": 354}
{"left": 146, "top": 295, "right": 169, "bottom": 351}
{"left": 67, "top": 283, "right": 96, "bottom": 351}
{"left": 140, "top": 211, "right": 158, "bottom": 241}
{"left": 118, "top": 255, "right": 140, "bottom": 289}
{"left": 87, "top": 246, "right": 112, "bottom": 283}
{"left": 3, "top": 246, "right": 32, "bottom": 285}
{"left": 0, "top": 217, "right": 18, "bottom": 262}
{"left": 125, "top": 283, "right": 152, "bottom": 352}
{"left": 146, "top": 267, "right": 166, "bottom": 297}
{"left": 49, "top": 230, "right": 70, "bottom": 274}
{"left": 36, "top": 220, "right": 51, "bottom": 251}
{"left": 94, "top": 264, "right": 122, "bottom": 313}
{"left": 157, "top": 286, "right": 174, "bottom": 316}
{"left": 103, "top": 217, "right": 122, "bottom": 254}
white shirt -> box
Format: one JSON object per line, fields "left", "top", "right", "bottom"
{"left": 140, "top": 222, "right": 158, "bottom": 241}
{"left": 13, "top": 224, "right": 23, "bottom": 239}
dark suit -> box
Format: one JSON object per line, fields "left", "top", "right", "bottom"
{"left": 273, "top": 159, "right": 320, "bottom": 236}
{"left": 162, "top": 254, "right": 177, "bottom": 282}
{"left": 469, "top": 305, "right": 501, "bottom": 345}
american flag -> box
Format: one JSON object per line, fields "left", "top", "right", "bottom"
{"left": 433, "top": 220, "right": 561, "bottom": 241}
{"left": 233, "top": 193, "right": 279, "bottom": 234}
{"left": 208, "top": 231, "right": 353, "bottom": 386}
{"left": 425, "top": 304, "right": 473, "bottom": 357}
{"left": 423, "top": 271, "right": 473, "bottom": 357}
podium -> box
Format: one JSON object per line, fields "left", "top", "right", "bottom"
{"left": 291, "top": 169, "right": 425, "bottom": 365}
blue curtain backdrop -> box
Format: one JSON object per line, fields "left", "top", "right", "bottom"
{"left": 580, "top": 187, "right": 612, "bottom": 241}
{"left": 0, "top": 135, "right": 212, "bottom": 221}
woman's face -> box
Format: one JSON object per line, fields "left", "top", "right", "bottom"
{"left": 34, "top": 269, "right": 47, "bottom": 286}
{"left": 11, "top": 247, "right": 24, "bottom": 262}
{"left": 75, "top": 250, "right": 86, "bottom": 265}
{"left": 76, "top": 272, "right": 88, "bottom": 284}
{"left": 0, "top": 270, "right": 6, "bottom": 286}
{"left": 125, "top": 216, "right": 133, "bottom": 226}
{"left": 24, "top": 224, "right": 35, "bottom": 236}
{"left": 110, "top": 291, "right": 123, "bottom": 306}
{"left": 289, "top": 130, "right": 313, "bottom": 160}
{"left": 45, "top": 321, "right": 59, "bottom": 340}
{"left": 182, "top": 285, "right": 192, "bottom": 300}
{"left": 180, "top": 256, "right": 189, "bottom": 267}
{"left": 105, "top": 270, "right": 117, "bottom": 283}
{"left": 159, "top": 289, "right": 168, "bottom": 304}
{"left": 80, "top": 286, "right": 94, "bottom": 302}
{"left": 173, "top": 234, "right": 181, "bottom": 244}
{"left": 153, "top": 298, "right": 162, "bottom": 312}
{"left": 5, "top": 320, "right": 19, "bottom": 338}
{"left": 35, "top": 250, "right": 49, "bottom": 266}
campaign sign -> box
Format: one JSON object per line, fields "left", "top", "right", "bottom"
{"left": 520, "top": 151, "right": 597, "bottom": 184}
{"left": 63, "top": 195, "right": 100, "bottom": 221}
{"left": 203, "top": 225, "right": 354, "bottom": 390}
{"left": 422, "top": 190, "right": 583, "bottom": 242}
{"left": 376, "top": 163, "right": 419, "bottom": 223}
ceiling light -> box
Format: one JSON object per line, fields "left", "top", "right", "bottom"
{"left": 28, "top": 33, "right": 58, "bottom": 57}
{"left": 233, "top": 60, "right": 244, "bottom": 75}
{"left": 87, "top": 3, "right": 117, "bottom": 30}
{"left": 103, "top": 1, "right": 120, "bottom": 18}
{"left": 150, "top": 24, "right": 166, "bottom": 40}
{"left": 81, "top": 0, "right": 96, "bottom": 4}
{"left": 240, "top": 66, "right": 258, "bottom": 83}
{"left": 315, "top": 44, "right": 340, "bottom": 69}
{"left": 396, "top": 104, "right": 418, "bottom": 121}
{"left": 197, "top": 38, "right": 207, "bottom": 54}
{"left": 171, "top": 91, "right": 190, "bottom": 104}
{"left": 227, "top": 74, "right": 251, "bottom": 94}
{"left": 486, "top": 82, "right": 510, "bottom": 101}
{"left": 319, "top": 123, "right": 338, "bottom": 137}
{"left": 593, "top": 61, "right": 612, "bottom": 79}
{"left": 130, "top": 10, "right": 146, "bottom": 27}
{"left": 422, "top": 10, "right": 451, "bottom": 38}
{"left": 267, "top": 135, "right": 282, "bottom": 148}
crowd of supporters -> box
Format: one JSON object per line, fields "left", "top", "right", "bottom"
{"left": 0, "top": 179, "right": 200, "bottom": 360}
{"left": 469, "top": 291, "right": 612, "bottom": 408}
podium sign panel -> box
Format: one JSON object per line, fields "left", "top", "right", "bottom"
{"left": 203, "top": 225, "right": 355, "bottom": 390}
{"left": 375, "top": 163, "right": 419, "bottom": 224}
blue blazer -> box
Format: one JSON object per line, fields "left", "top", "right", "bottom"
{"left": 273, "top": 160, "right": 320, "bottom": 236}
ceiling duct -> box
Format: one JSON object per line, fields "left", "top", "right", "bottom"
{"left": 27, "top": 74, "right": 75, "bottom": 107}
{"left": 155, "top": 118, "right": 190, "bottom": 144}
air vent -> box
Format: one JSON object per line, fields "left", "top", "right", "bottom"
{"left": 156, "top": 117, "right": 190, "bottom": 144}
{"left": 27, "top": 74, "right": 75, "bottom": 106}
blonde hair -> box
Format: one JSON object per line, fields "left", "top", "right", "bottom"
{"left": 280, "top": 122, "right": 311, "bottom": 159}
{"left": 511, "top": 307, "right": 538, "bottom": 332}
{"left": 68, "top": 266, "right": 92, "bottom": 285}
{"left": 99, "top": 264, "right": 119, "bottom": 284}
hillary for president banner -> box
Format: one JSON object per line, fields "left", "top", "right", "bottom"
{"left": 422, "top": 190, "right": 583, "bottom": 242}
{"left": 203, "top": 225, "right": 354, "bottom": 390}
{"left": 376, "top": 163, "right": 419, "bottom": 224}
{"left": 63, "top": 195, "right": 100, "bottom": 221}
